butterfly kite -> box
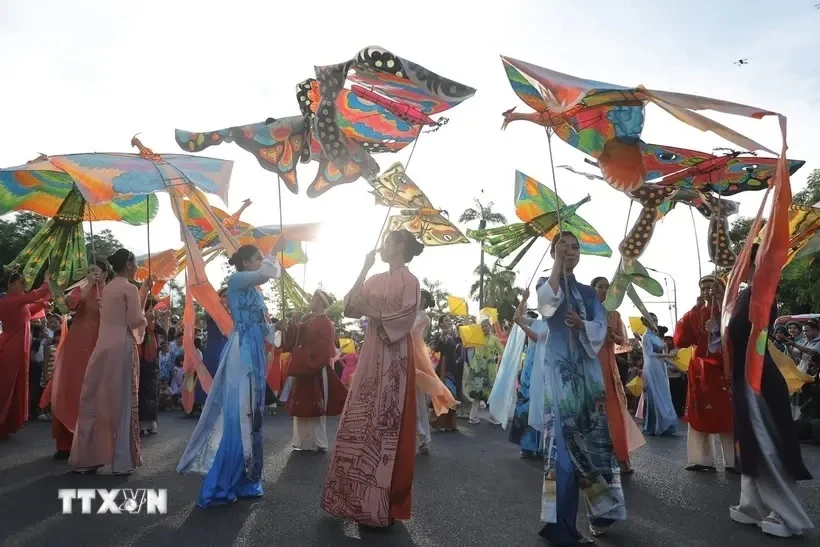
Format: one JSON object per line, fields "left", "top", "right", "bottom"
{"left": 177, "top": 46, "right": 476, "bottom": 197}
{"left": 368, "top": 162, "right": 467, "bottom": 246}
{"left": 468, "top": 171, "right": 611, "bottom": 270}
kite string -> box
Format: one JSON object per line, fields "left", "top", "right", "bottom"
{"left": 373, "top": 126, "right": 424, "bottom": 250}
{"left": 277, "top": 175, "right": 287, "bottom": 318}
{"left": 86, "top": 201, "right": 97, "bottom": 263}
{"left": 540, "top": 126, "right": 573, "bottom": 309}
{"left": 146, "top": 195, "right": 152, "bottom": 280}
{"left": 689, "top": 206, "right": 703, "bottom": 280}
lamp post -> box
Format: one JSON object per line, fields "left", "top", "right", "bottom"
{"left": 646, "top": 266, "right": 678, "bottom": 324}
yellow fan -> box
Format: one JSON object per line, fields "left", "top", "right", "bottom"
{"left": 668, "top": 347, "right": 693, "bottom": 372}
{"left": 448, "top": 296, "right": 469, "bottom": 316}
{"left": 338, "top": 338, "right": 356, "bottom": 354}
{"left": 625, "top": 376, "right": 643, "bottom": 398}
{"left": 459, "top": 324, "right": 486, "bottom": 348}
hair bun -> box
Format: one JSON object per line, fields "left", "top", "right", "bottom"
{"left": 410, "top": 237, "right": 424, "bottom": 257}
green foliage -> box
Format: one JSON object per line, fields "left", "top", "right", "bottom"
{"left": 469, "top": 264, "right": 521, "bottom": 324}
{"left": 165, "top": 279, "right": 186, "bottom": 316}
{"left": 85, "top": 228, "right": 125, "bottom": 264}
{"left": 460, "top": 197, "right": 508, "bottom": 308}
{"left": 793, "top": 168, "right": 820, "bottom": 207}
{"left": 0, "top": 212, "right": 47, "bottom": 269}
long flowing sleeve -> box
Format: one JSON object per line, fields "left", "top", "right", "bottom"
{"left": 230, "top": 257, "right": 281, "bottom": 291}
{"left": 537, "top": 282, "right": 563, "bottom": 318}
{"left": 673, "top": 308, "right": 698, "bottom": 349}
{"left": 579, "top": 298, "right": 607, "bottom": 358}
{"left": 377, "top": 274, "right": 420, "bottom": 345}
{"left": 528, "top": 320, "right": 549, "bottom": 431}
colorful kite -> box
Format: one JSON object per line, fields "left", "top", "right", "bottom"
{"left": 0, "top": 155, "right": 160, "bottom": 296}
{"left": 312, "top": 46, "right": 475, "bottom": 196}
{"left": 639, "top": 144, "right": 805, "bottom": 196}
{"left": 469, "top": 170, "right": 610, "bottom": 269}
{"left": 501, "top": 56, "right": 784, "bottom": 193}
{"left": 782, "top": 202, "right": 820, "bottom": 267}
{"left": 177, "top": 46, "right": 475, "bottom": 198}
{"left": 369, "top": 163, "right": 468, "bottom": 246}
{"left": 0, "top": 161, "right": 158, "bottom": 224}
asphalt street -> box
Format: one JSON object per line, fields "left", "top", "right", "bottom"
{"left": 1, "top": 412, "right": 818, "bottom": 547}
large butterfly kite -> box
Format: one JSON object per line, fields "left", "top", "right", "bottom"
{"left": 368, "top": 162, "right": 468, "bottom": 246}
{"left": 176, "top": 46, "right": 476, "bottom": 197}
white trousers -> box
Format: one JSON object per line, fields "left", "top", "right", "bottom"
{"left": 292, "top": 416, "right": 328, "bottom": 451}
{"left": 290, "top": 368, "right": 329, "bottom": 451}
{"left": 737, "top": 474, "right": 813, "bottom": 535}
{"left": 687, "top": 425, "right": 735, "bottom": 468}
{"left": 735, "top": 381, "right": 813, "bottom": 535}
{"left": 469, "top": 400, "right": 481, "bottom": 422}
{"left": 416, "top": 389, "right": 431, "bottom": 444}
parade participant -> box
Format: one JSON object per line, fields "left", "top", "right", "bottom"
{"left": 509, "top": 305, "right": 545, "bottom": 458}
{"left": 280, "top": 289, "right": 347, "bottom": 452}
{"left": 0, "top": 270, "right": 51, "bottom": 439}
{"left": 48, "top": 261, "right": 107, "bottom": 457}
{"left": 517, "top": 232, "right": 626, "bottom": 543}
{"left": 321, "top": 229, "right": 423, "bottom": 528}
{"left": 430, "top": 314, "right": 463, "bottom": 432}
{"left": 640, "top": 314, "right": 678, "bottom": 437}
{"left": 138, "top": 297, "right": 161, "bottom": 435}
{"left": 412, "top": 289, "right": 458, "bottom": 454}
{"left": 177, "top": 243, "right": 283, "bottom": 507}
{"left": 591, "top": 277, "right": 645, "bottom": 472}
{"left": 70, "top": 249, "right": 149, "bottom": 475}
{"left": 720, "top": 245, "right": 813, "bottom": 538}
{"left": 196, "top": 288, "right": 229, "bottom": 407}
{"left": 467, "top": 319, "right": 504, "bottom": 424}
{"left": 673, "top": 276, "right": 735, "bottom": 472}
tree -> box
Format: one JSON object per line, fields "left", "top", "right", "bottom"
{"left": 726, "top": 168, "right": 820, "bottom": 313}
{"left": 421, "top": 278, "right": 449, "bottom": 326}
{"left": 727, "top": 216, "right": 764, "bottom": 255}
{"left": 0, "top": 212, "right": 47, "bottom": 268}
{"left": 1, "top": 213, "right": 123, "bottom": 285}
{"left": 469, "top": 264, "right": 521, "bottom": 324}
{"left": 794, "top": 168, "right": 820, "bottom": 207}
{"left": 85, "top": 228, "right": 125, "bottom": 264}
{"left": 165, "top": 279, "right": 186, "bottom": 317}
{"left": 459, "top": 197, "right": 507, "bottom": 308}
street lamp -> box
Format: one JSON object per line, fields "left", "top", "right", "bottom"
{"left": 645, "top": 266, "right": 678, "bottom": 324}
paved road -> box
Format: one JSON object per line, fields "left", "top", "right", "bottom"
{"left": 1, "top": 412, "right": 818, "bottom": 547}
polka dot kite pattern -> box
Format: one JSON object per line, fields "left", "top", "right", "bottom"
{"left": 620, "top": 186, "right": 677, "bottom": 259}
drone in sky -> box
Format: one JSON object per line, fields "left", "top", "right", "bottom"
{"left": 734, "top": 58, "right": 749, "bottom": 66}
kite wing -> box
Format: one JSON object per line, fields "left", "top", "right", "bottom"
{"left": 175, "top": 117, "right": 310, "bottom": 195}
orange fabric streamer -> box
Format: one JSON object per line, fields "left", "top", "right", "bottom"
{"left": 745, "top": 117, "right": 792, "bottom": 394}
{"left": 722, "top": 116, "right": 791, "bottom": 393}
{"left": 181, "top": 280, "right": 214, "bottom": 413}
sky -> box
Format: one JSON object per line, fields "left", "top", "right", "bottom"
{"left": 2, "top": 0, "right": 819, "bottom": 330}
